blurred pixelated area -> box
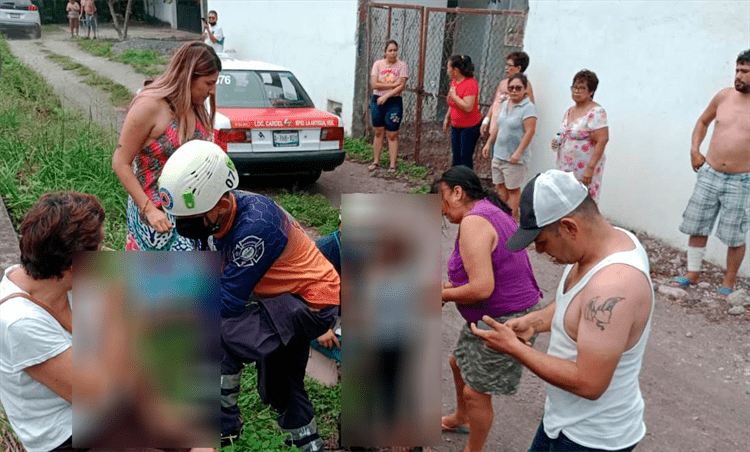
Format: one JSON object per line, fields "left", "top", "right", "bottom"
{"left": 71, "top": 251, "right": 221, "bottom": 449}
{"left": 340, "top": 194, "right": 442, "bottom": 449}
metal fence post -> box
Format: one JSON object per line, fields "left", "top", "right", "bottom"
{"left": 414, "top": 6, "right": 427, "bottom": 165}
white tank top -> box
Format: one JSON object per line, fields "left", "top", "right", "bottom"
{"left": 543, "top": 228, "right": 653, "bottom": 450}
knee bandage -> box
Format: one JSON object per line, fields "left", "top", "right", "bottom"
{"left": 687, "top": 246, "right": 706, "bottom": 272}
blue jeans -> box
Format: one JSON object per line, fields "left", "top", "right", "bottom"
{"left": 529, "top": 420, "right": 638, "bottom": 452}
{"left": 451, "top": 122, "right": 481, "bottom": 169}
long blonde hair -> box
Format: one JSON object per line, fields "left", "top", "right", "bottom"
{"left": 137, "top": 42, "right": 222, "bottom": 144}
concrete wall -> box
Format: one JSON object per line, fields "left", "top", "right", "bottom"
{"left": 524, "top": 0, "right": 750, "bottom": 275}
{"left": 146, "top": 0, "right": 177, "bottom": 28}
{"left": 207, "top": 0, "right": 360, "bottom": 133}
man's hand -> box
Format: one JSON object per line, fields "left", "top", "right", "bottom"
{"left": 470, "top": 315, "right": 525, "bottom": 354}
{"left": 690, "top": 150, "right": 706, "bottom": 172}
{"left": 504, "top": 314, "right": 538, "bottom": 343}
{"left": 317, "top": 329, "right": 340, "bottom": 349}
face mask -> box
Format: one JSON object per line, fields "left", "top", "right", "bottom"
{"left": 209, "top": 20, "right": 217, "bottom": 26}
{"left": 175, "top": 216, "right": 219, "bottom": 240}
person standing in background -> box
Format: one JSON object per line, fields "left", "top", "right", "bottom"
{"left": 202, "top": 10, "right": 225, "bottom": 53}
{"left": 444, "top": 55, "right": 483, "bottom": 170}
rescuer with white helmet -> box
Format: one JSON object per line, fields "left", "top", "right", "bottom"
{"left": 158, "top": 140, "right": 339, "bottom": 451}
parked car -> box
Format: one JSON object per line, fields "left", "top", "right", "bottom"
{"left": 214, "top": 58, "right": 345, "bottom": 185}
{"left": 0, "top": 0, "right": 41, "bottom": 39}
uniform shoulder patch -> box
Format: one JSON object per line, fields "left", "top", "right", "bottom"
{"left": 232, "top": 235, "right": 265, "bottom": 267}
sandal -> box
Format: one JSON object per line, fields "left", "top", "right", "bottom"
{"left": 387, "top": 167, "right": 396, "bottom": 173}
{"left": 367, "top": 163, "right": 379, "bottom": 171}
{"left": 441, "top": 419, "right": 469, "bottom": 434}
{"left": 671, "top": 276, "right": 693, "bottom": 288}
{"left": 717, "top": 286, "right": 732, "bottom": 297}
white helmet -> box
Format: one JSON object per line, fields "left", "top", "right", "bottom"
{"left": 158, "top": 140, "right": 239, "bottom": 216}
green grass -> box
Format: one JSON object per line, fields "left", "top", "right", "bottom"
{"left": 274, "top": 191, "right": 340, "bottom": 236}
{"left": 0, "top": 35, "right": 127, "bottom": 250}
{"left": 42, "top": 50, "right": 133, "bottom": 107}
{"left": 77, "top": 39, "right": 167, "bottom": 77}
{"left": 220, "top": 366, "right": 340, "bottom": 452}
{"left": 1, "top": 406, "right": 24, "bottom": 452}
{"left": 344, "top": 137, "right": 430, "bottom": 182}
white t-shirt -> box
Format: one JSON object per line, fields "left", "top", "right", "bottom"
{"left": 204, "top": 24, "right": 224, "bottom": 53}
{"left": 0, "top": 265, "right": 72, "bottom": 452}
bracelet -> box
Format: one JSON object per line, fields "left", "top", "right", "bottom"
{"left": 482, "top": 117, "right": 490, "bottom": 126}
{"left": 140, "top": 198, "right": 151, "bottom": 213}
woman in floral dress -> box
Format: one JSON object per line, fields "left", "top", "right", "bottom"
{"left": 552, "top": 69, "right": 609, "bottom": 202}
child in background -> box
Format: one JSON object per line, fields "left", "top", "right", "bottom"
{"left": 65, "top": 0, "right": 80, "bottom": 38}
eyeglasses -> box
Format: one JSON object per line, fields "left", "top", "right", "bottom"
{"left": 507, "top": 85, "right": 524, "bottom": 92}
{"left": 570, "top": 85, "right": 588, "bottom": 92}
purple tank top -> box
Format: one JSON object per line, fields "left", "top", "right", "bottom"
{"left": 447, "top": 199, "right": 541, "bottom": 322}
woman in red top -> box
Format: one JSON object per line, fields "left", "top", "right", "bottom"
{"left": 443, "top": 55, "right": 483, "bottom": 169}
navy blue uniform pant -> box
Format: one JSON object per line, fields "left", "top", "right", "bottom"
{"left": 221, "top": 294, "right": 337, "bottom": 435}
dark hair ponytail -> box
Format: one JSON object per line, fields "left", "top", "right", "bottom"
{"left": 432, "top": 166, "right": 511, "bottom": 215}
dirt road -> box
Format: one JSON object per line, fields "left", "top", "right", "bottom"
{"left": 5, "top": 27, "right": 749, "bottom": 452}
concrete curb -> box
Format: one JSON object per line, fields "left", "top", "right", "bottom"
{"left": 0, "top": 195, "right": 20, "bottom": 270}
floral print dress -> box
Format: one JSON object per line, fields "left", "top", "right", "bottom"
{"left": 556, "top": 105, "right": 608, "bottom": 201}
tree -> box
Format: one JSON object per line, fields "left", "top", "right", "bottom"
{"left": 107, "top": 0, "right": 134, "bottom": 40}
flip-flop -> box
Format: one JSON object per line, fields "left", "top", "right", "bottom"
{"left": 367, "top": 163, "right": 379, "bottom": 171}
{"left": 672, "top": 276, "right": 692, "bottom": 288}
{"left": 387, "top": 167, "right": 396, "bottom": 173}
{"left": 441, "top": 420, "right": 469, "bottom": 434}
{"left": 717, "top": 286, "right": 732, "bottom": 297}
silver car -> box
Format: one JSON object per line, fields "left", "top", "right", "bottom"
{"left": 0, "top": 0, "right": 41, "bottom": 39}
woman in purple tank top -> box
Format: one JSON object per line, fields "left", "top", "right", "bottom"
{"left": 434, "top": 166, "right": 541, "bottom": 452}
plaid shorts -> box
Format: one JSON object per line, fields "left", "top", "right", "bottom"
{"left": 453, "top": 305, "right": 538, "bottom": 396}
{"left": 679, "top": 164, "right": 750, "bottom": 247}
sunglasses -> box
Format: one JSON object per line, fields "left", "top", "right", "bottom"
{"left": 508, "top": 85, "right": 524, "bottom": 92}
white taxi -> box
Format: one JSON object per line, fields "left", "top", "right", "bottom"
{"left": 214, "top": 58, "right": 345, "bottom": 184}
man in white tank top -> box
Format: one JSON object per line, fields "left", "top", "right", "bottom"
{"left": 472, "top": 170, "right": 654, "bottom": 452}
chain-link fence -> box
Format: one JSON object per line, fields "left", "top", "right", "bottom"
{"left": 359, "top": 2, "right": 527, "bottom": 179}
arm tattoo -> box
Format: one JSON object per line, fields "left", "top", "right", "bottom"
{"left": 584, "top": 296, "right": 625, "bottom": 331}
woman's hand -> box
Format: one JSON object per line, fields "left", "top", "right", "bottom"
{"left": 448, "top": 85, "right": 457, "bottom": 100}
{"left": 376, "top": 95, "right": 388, "bottom": 106}
{"left": 143, "top": 202, "right": 173, "bottom": 233}
{"left": 443, "top": 117, "right": 450, "bottom": 132}
{"left": 509, "top": 152, "right": 522, "bottom": 164}
{"left": 482, "top": 142, "right": 491, "bottom": 158}
{"left": 551, "top": 139, "right": 559, "bottom": 150}
{"left": 581, "top": 167, "right": 594, "bottom": 186}
{"left": 317, "top": 329, "right": 340, "bottom": 349}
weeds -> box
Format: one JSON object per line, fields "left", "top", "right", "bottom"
{"left": 274, "top": 191, "right": 340, "bottom": 236}
{"left": 344, "top": 137, "right": 430, "bottom": 182}
{"left": 77, "top": 39, "right": 167, "bottom": 77}
{"left": 42, "top": 50, "right": 132, "bottom": 107}
{"left": 0, "top": 35, "right": 126, "bottom": 250}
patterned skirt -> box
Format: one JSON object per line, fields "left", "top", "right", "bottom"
{"left": 125, "top": 196, "right": 196, "bottom": 251}
{"left": 453, "top": 305, "right": 538, "bottom": 396}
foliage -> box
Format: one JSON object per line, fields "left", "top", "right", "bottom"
{"left": 0, "top": 35, "right": 127, "bottom": 250}
{"left": 273, "top": 191, "right": 340, "bottom": 236}
{"left": 344, "top": 137, "right": 430, "bottom": 182}
{"left": 33, "top": 0, "right": 168, "bottom": 26}
{"left": 77, "top": 39, "right": 166, "bottom": 77}
{"left": 42, "top": 50, "right": 132, "bottom": 106}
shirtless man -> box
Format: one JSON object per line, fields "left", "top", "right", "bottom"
{"left": 81, "top": 0, "right": 97, "bottom": 39}
{"left": 480, "top": 51, "right": 535, "bottom": 136}
{"left": 472, "top": 170, "right": 653, "bottom": 452}
{"left": 674, "top": 49, "right": 750, "bottom": 296}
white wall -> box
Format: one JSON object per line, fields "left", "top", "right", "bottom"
{"left": 146, "top": 0, "right": 177, "bottom": 28}
{"left": 524, "top": 0, "right": 750, "bottom": 276}
{"left": 207, "top": 0, "right": 359, "bottom": 133}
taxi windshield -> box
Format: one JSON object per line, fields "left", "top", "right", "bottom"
{"left": 216, "top": 70, "right": 314, "bottom": 108}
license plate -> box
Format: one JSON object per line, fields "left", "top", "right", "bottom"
{"left": 273, "top": 131, "right": 299, "bottom": 147}
{"left": 9, "top": 13, "right": 21, "bottom": 18}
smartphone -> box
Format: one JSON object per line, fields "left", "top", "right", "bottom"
{"left": 201, "top": 17, "right": 207, "bottom": 23}
{"left": 475, "top": 320, "right": 493, "bottom": 331}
